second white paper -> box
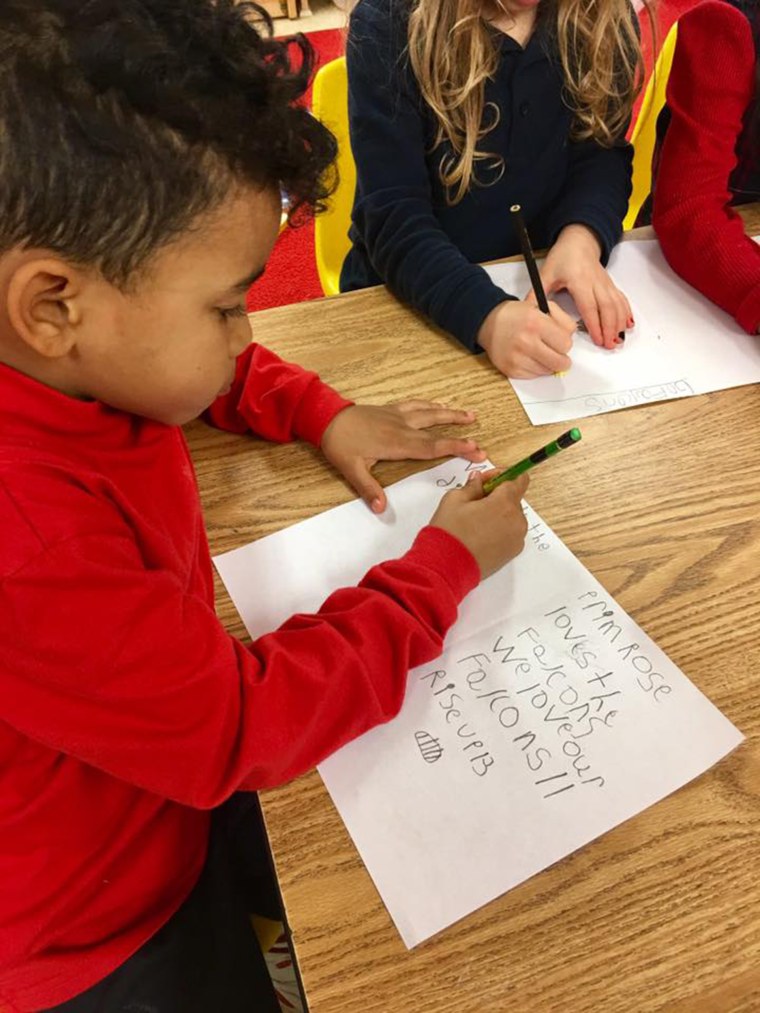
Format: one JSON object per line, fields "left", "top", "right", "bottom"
{"left": 486, "top": 239, "right": 760, "bottom": 425}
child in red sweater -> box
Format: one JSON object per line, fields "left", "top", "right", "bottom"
{"left": 0, "top": 1, "right": 530, "bottom": 1010}
{"left": 651, "top": 0, "right": 760, "bottom": 333}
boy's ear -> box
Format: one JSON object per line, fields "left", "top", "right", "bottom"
{"left": 6, "top": 258, "right": 85, "bottom": 358}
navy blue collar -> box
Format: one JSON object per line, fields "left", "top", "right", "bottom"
{"left": 486, "top": 15, "right": 552, "bottom": 65}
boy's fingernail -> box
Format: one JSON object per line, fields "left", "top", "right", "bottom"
{"left": 371, "top": 498, "right": 383, "bottom": 512}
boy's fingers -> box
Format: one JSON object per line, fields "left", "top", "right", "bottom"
{"left": 393, "top": 399, "right": 441, "bottom": 411}
{"left": 394, "top": 400, "right": 476, "bottom": 420}
{"left": 419, "top": 435, "right": 486, "bottom": 461}
{"left": 460, "top": 445, "right": 489, "bottom": 463}
{"left": 486, "top": 473, "right": 530, "bottom": 511}
{"left": 405, "top": 407, "right": 477, "bottom": 429}
{"left": 344, "top": 460, "right": 386, "bottom": 513}
{"left": 456, "top": 470, "right": 486, "bottom": 500}
{"left": 464, "top": 469, "right": 529, "bottom": 500}
{"left": 508, "top": 472, "right": 529, "bottom": 499}
{"left": 443, "top": 469, "right": 495, "bottom": 505}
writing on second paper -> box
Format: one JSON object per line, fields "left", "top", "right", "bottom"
{"left": 487, "top": 239, "right": 760, "bottom": 425}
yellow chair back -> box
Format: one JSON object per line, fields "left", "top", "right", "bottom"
{"left": 312, "top": 57, "right": 356, "bottom": 297}
{"left": 625, "top": 22, "right": 679, "bottom": 230}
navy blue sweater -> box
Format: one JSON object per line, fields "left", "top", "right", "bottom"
{"left": 340, "top": 0, "right": 633, "bottom": 351}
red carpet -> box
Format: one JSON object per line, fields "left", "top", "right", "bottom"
{"left": 246, "top": 27, "right": 345, "bottom": 313}
{"left": 249, "top": 2, "right": 701, "bottom": 313}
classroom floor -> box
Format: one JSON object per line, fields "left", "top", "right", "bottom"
{"left": 264, "top": 931, "right": 305, "bottom": 1012}
{"left": 273, "top": 0, "right": 346, "bottom": 36}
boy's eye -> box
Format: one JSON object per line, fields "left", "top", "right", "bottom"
{"left": 217, "top": 305, "right": 247, "bottom": 321}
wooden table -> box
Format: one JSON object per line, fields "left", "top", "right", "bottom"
{"left": 188, "top": 211, "right": 760, "bottom": 1013}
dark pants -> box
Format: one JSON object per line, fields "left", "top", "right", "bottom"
{"left": 43, "top": 795, "right": 283, "bottom": 1013}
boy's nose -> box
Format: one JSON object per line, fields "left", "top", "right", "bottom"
{"left": 230, "top": 319, "right": 253, "bottom": 357}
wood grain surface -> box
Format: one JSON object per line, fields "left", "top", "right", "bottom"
{"left": 187, "top": 215, "right": 760, "bottom": 1013}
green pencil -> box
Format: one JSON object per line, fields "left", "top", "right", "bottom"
{"left": 483, "top": 428, "right": 582, "bottom": 495}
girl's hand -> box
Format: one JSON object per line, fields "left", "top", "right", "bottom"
{"left": 477, "top": 300, "right": 575, "bottom": 378}
{"left": 321, "top": 401, "right": 487, "bottom": 513}
{"left": 531, "top": 224, "right": 633, "bottom": 349}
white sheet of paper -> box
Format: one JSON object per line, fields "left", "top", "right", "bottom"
{"left": 214, "top": 459, "right": 743, "bottom": 948}
{"left": 486, "top": 239, "right": 760, "bottom": 425}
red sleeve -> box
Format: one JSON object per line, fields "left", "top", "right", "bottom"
{"left": 652, "top": 2, "right": 760, "bottom": 333}
{"left": 0, "top": 514, "right": 478, "bottom": 806}
{"left": 203, "top": 342, "right": 353, "bottom": 445}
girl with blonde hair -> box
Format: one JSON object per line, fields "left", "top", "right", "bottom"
{"left": 341, "top": 0, "right": 646, "bottom": 378}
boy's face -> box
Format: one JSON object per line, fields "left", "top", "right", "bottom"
{"left": 1, "top": 184, "right": 281, "bottom": 426}
{"left": 81, "top": 185, "right": 281, "bottom": 425}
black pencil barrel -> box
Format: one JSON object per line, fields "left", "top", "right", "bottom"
{"left": 511, "top": 203, "right": 550, "bottom": 315}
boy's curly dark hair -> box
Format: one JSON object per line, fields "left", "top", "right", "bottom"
{"left": 0, "top": 0, "right": 337, "bottom": 284}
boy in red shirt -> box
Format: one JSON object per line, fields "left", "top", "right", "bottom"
{"left": 0, "top": 1, "right": 529, "bottom": 1010}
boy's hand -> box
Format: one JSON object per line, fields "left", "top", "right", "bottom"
{"left": 477, "top": 300, "right": 574, "bottom": 378}
{"left": 430, "top": 471, "right": 529, "bottom": 578}
{"left": 532, "top": 224, "right": 633, "bottom": 349}
{"left": 321, "top": 401, "right": 487, "bottom": 513}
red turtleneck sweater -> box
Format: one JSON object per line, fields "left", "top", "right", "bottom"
{"left": 0, "top": 344, "right": 478, "bottom": 1011}
{"left": 653, "top": 0, "right": 760, "bottom": 333}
